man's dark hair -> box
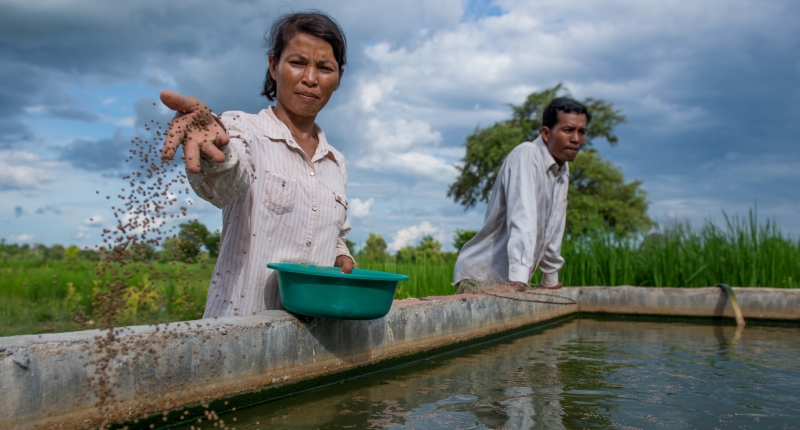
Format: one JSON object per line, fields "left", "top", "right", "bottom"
{"left": 542, "top": 97, "right": 591, "bottom": 129}
{"left": 261, "top": 12, "right": 347, "bottom": 101}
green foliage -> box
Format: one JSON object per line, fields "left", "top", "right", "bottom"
{"left": 46, "top": 244, "right": 65, "bottom": 261}
{"left": 345, "top": 238, "right": 356, "bottom": 255}
{"left": 64, "top": 245, "right": 80, "bottom": 261}
{"left": 203, "top": 230, "right": 221, "bottom": 258}
{"left": 448, "top": 83, "right": 651, "bottom": 236}
{"left": 567, "top": 150, "right": 654, "bottom": 237}
{"left": 0, "top": 260, "right": 212, "bottom": 336}
{"left": 128, "top": 242, "right": 155, "bottom": 262}
{"left": 360, "top": 233, "right": 389, "bottom": 262}
{"left": 453, "top": 229, "right": 478, "bottom": 251}
{"left": 178, "top": 220, "right": 210, "bottom": 263}
{"left": 3, "top": 210, "right": 798, "bottom": 337}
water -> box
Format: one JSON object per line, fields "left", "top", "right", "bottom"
{"left": 174, "top": 318, "right": 800, "bottom": 429}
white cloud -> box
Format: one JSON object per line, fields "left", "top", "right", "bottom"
{"left": 84, "top": 215, "right": 105, "bottom": 227}
{"left": 367, "top": 117, "right": 442, "bottom": 152}
{"left": 389, "top": 221, "right": 442, "bottom": 251}
{"left": 98, "top": 114, "right": 135, "bottom": 127}
{"left": 75, "top": 226, "right": 93, "bottom": 240}
{"left": 356, "top": 151, "right": 456, "bottom": 181}
{"left": 0, "top": 151, "right": 63, "bottom": 191}
{"left": 9, "top": 234, "right": 34, "bottom": 243}
{"left": 350, "top": 197, "right": 374, "bottom": 219}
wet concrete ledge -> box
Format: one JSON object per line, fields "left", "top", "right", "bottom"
{"left": 1, "top": 286, "right": 798, "bottom": 429}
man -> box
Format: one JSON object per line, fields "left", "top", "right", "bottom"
{"left": 453, "top": 97, "right": 590, "bottom": 291}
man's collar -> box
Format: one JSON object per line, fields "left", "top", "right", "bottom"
{"left": 259, "top": 106, "right": 343, "bottom": 163}
{"left": 534, "top": 136, "right": 568, "bottom": 176}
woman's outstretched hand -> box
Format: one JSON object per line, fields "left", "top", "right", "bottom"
{"left": 160, "top": 90, "right": 230, "bottom": 173}
{"left": 335, "top": 255, "right": 356, "bottom": 274}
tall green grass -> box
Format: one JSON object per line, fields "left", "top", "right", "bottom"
{"left": 538, "top": 210, "right": 800, "bottom": 288}
{"left": 0, "top": 260, "right": 212, "bottom": 336}
{"left": 2, "top": 209, "right": 798, "bottom": 336}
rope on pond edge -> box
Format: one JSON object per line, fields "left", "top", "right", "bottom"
{"left": 717, "top": 283, "right": 746, "bottom": 327}
{"left": 482, "top": 290, "right": 577, "bottom": 306}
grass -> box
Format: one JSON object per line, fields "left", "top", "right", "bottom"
{"left": 0, "top": 260, "right": 213, "bottom": 336}
{"left": 2, "top": 209, "right": 798, "bottom": 337}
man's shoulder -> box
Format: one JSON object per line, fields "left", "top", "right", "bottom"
{"left": 506, "top": 140, "right": 544, "bottom": 162}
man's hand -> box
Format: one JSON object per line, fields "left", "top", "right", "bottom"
{"left": 508, "top": 281, "right": 528, "bottom": 292}
{"left": 334, "top": 255, "right": 356, "bottom": 274}
{"left": 160, "top": 90, "right": 230, "bottom": 173}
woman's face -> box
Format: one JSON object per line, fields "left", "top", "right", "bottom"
{"left": 269, "top": 33, "right": 341, "bottom": 119}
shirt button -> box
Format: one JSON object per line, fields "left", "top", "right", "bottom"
{"left": 312, "top": 206, "right": 317, "bottom": 211}
{"left": 305, "top": 241, "right": 312, "bottom": 247}
{"left": 309, "top": 171, "right": 315, "bottom": 176}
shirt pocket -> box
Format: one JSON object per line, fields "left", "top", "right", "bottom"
{"left": 264, "top": 170, "right": 296, "bottom": 215}
{"left": 332, "top": 190, "right": 348, "bottom": 229}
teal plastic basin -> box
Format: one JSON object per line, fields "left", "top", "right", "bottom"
{"left": 267, "top": 263, "right": 410, "bottom": 320}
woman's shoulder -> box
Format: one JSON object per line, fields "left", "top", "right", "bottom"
{"left": 219, "top": 110, "right": 260, "bottom": 130}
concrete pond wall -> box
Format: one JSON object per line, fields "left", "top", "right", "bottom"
{"left": 1, "top": 286, "right": 799, "bottom": 429}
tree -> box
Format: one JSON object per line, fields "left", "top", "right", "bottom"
{"left": 396, "top": 235, "right": 445, "bottom": 264}
{"left": 453, "top": 229, "right": 478, "bottom": 251}
{"left": 64, "top": 245, "right": 81, "bottom": 261}
{"left": 345, "top": 238, "right": 356, "bottom": 255}
{"left": 567, "top": 150, "right": 653, "bottom": 236}
{"left": 203, "top": 230, "right": 221, "bottom": 259}
{"left": 177, "top": 220, "right": 210, "bottom": 263}
{"left": 447, "top": 83, "right": 652, "bottom": 236}
{"left": 47, "top": 244, "right": 66, "bottom": 261}
{"left": 362, "top": 233, "right": 388, "bottom": 261}
{"left": 129, "top": 242, "right": 155, "bottom": 262}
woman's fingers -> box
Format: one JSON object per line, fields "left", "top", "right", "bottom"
{"left": 183, "top": 138, "right": 202, "bottom": 174}
{"left": 335, "top": 255, "right": 355, "bottom": 274}
{"left": 160, "top": 90, "right": 204, "bottom": 113}
{"left": 200, "top": 140, "right": 226, "bottom": 163}
{"left": 161, "top": 114, "right": 188, "bottom": 161}
{"left": 212, "top": 128, "right": 230, "bottom": 147}
{"left": 159, "top": 90, "right": 228, "bottom": 168}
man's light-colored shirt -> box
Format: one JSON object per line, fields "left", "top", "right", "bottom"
{"left": 454, "top": 136, "right": 568, "bottom": 287}
{"left": 187, "top": 106, "right": 353, "bottom": 318}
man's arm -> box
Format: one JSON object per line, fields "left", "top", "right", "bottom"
{"left": 503, "top": 146, "right": 540, "bottom": 284}
{"left": 538, "top": 207, "right": 566, "bottom": 288}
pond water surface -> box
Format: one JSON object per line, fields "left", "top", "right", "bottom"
{"left": 175, "top": 317, "right": 800, "bottom": 429}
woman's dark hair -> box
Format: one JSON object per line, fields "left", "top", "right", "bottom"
{"left": 542, "top": 97, "right": 592, "bottom": 129}
{"left": 261, "top": 12, "right": 347, "bottom": 101}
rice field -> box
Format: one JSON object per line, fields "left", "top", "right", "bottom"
{"left": 1, "top": 211, "right": 798, "bottom": 336}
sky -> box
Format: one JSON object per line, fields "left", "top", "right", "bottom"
{"left": 1, "top": 0, "right": 799, "bottom": 252}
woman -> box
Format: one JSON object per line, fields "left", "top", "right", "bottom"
{"left": 160, "top": 12, "right": 356, "bottom": 318}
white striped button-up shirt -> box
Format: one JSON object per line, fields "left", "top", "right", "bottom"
{"left": 454, "top": 136, "right": 568, "bottom": 287}
{"left": 187, "top": 106, "right": 354, "bottom": 318}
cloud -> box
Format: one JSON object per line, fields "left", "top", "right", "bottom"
{"left": 0, "top": 150, "right": 63, "bottom": 190}
{"left": 389, "top": 220, "right": 442, "bottom": 251}
{"left": 84, "top": 215, "right": 104, "bottom": 227}
{"left": 75, "top": 226, "right": 93, "bottom": 240}
{"left": 35, "top": 205, "right": 71, "bottom": 215}
{"left": 9, "top": 233, "right": 34, "bottom": 243}
{"left": 350, "top": 197, "right": 374, "bottom": 219}
{"left": 356, "top": 151, "right": 456, "bottom": 181}
{"left": 59, "top": 129, "right": 130, "bottom": 171}
{"left": 14, "top": 206, "right": 24, "bottom": 218}
{"left": 48, "top": 107, "right": 101, "bottom": 122}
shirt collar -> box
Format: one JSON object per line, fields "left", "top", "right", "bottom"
{"left": 259, "top": 106, "right": 342, "bottom": 163}
{"left": 534, "top": 136, "right": 568, "bottom": 176}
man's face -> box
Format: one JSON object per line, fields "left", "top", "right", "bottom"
{"left": 541, "top": 111, "right": 588, "bottom": 166}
